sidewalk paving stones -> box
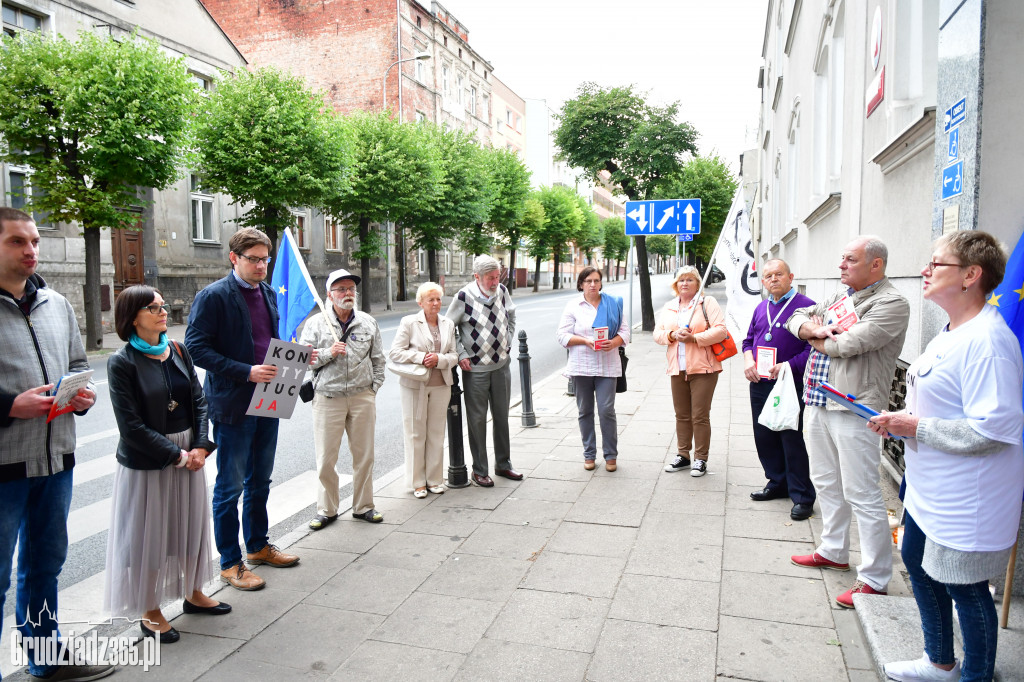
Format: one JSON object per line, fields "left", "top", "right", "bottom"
{"left": 304, "top": 562, "right": 430, "bottom": 614}
{"left": 717, "top": 615, "right": 847, "bottom": 682}
{"left": 608, "top": 573, "right": 719, "bottom": 630}
{"left": 333, "top": 640, "right": 464, "bottom": 682}
{"left": 486, "top": 590, "right": 610, "bottom": 653}
{"left": 588, "top": 619, "right": 717, "bottom": 682}
{"left": 454, "top": 638, "right": 591, "bottom": 682}
{"left": 373, "top": 592, "right": 504, "bottom": 654}
{"left": 521, "top": 550, "right": 625, "bottom": 599}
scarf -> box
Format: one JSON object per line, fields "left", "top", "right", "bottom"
{"left": 130, "top": 332, "right": 169, "bottom": 356}
{"left": 592, "top": 293, "right": 623, "bottom": 336}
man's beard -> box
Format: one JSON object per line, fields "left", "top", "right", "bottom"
{"left": 338, "top": 298, "right": 356, "bottom": 309}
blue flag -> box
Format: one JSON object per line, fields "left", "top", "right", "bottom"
{"left": 987, "top": 229, "right": 1024, "bottom": 414}
{"left": 270, "top": 228, "right": 317, "bottom": 342}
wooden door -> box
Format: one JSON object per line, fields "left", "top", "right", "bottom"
{"left": 111, "top": 227, "right": 144, "bottom": 297}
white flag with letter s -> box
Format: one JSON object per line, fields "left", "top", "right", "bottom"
{"left": 714, "top": 189, "right": 761, "bottom": 338}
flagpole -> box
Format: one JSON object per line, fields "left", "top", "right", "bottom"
{"left": 282, "top": 227, "right": 339, "bottom": 343}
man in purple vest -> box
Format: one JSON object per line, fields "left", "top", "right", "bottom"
{"left": 186, "top": 228, "right": 299, "bottom": 591}
{"left": 741, "top": 258, "right": 816, "bottom": 521}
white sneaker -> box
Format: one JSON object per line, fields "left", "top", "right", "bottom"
{"left": 690, "top": 460, "right": 707, "bottom": 477}
{"left": 884, "top": 653, "right": 960, "bottom": 681}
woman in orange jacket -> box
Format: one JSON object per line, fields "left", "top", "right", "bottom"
{"left": 653, "top": 266, "right": 729, "bottom": 477}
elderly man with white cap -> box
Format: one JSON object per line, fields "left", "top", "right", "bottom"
{"left": 299, "top": 268, "right": 386, "bottom": 529}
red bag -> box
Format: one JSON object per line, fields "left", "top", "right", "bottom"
{"left": 701, "top": 300, "right": 738, "bottom": 362}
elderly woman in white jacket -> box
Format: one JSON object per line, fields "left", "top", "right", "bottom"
{"left": 389, "top": 282, "right": 459, "bottom": 498}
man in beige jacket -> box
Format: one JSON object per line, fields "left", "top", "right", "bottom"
{"left": 785, "top": 236, "right": 910, "bottom": 609}
{"left": 300, "top": 269, "right": 386, "bottom": 529}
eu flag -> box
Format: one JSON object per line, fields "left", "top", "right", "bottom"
{"left": 270, "top": 228, "right": 317, "bottom": 342}
{"left": 988, "top": 229, "right": 1024, "bottom": 411}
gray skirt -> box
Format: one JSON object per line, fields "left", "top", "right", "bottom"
{"left": 103, "top": 429, "right": 213, "bottom": 615}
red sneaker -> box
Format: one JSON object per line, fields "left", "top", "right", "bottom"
{"left": 836, "top": 580, "right": 886, "bottom": 609}
{"left": 790, "top": 552, "right": 850, "bottom": 571}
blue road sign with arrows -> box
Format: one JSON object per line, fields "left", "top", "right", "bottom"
{"left": 942, "top": 161, "right": 963, "bottom": 200}
{"left": 677, "top": 234, "right": 693, "bottom": 241}
{"left": 624, "top": 199, "right": 701, "bottom": 236}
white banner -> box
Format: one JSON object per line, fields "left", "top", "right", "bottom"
{"left": 246, "top": 339, "right": 313, "bottom": 419}
{"left": 714, "top": 189, "right": 761, "bottom": 337}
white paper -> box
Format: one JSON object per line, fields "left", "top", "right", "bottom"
{"left": 756, "top": 346, "right": 777, "bottom": 378}
{"left": 246, "top": 339, "right": 313, "bottom": 419}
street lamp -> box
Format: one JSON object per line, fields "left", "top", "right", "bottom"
{"left": 381, "top": 51, "right": 430, "bottom": 310}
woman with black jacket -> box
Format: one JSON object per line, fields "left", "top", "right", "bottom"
{"left": 104, "top": 285, "right": 228, "bottom": 644}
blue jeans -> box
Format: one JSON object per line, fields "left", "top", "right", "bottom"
{"left": 212, "top": 417, "right": 278, "bottom": 570}
{"left": 573, "top": 375, "right": 618, "bottom": 460}
{"left": 0, "top": 470, "right": 73, "bottom": 678}
{"left": 902, "top": 512, "right": 998, "bottom": 681}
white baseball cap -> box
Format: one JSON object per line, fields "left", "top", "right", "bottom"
{"left": 326, "top": 268, "right": 361, "bottom": 290}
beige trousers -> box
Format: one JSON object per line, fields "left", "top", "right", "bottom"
{"left": 312, "top": 390, "right": 376, "bottom": 516}
{"left": 400, "top": 383, "right": 451, "bottom": 489}
{"left": 670, "top": 372, "right": 719, "bottom": 461}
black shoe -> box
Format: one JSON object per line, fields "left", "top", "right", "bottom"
{"left": 750, "top": 486, "right": 789, "bottom": 502}
{"left": 664, "top": 455, "right": 691, "bottom": 473}
{"left": 182, "top": 599, "right": 232, "bottom": 615}
{"left": 472, "top": 473, "right": 494, "bottom": 487}
{"left": 140, "top": 621, "right": 180, "bottom": 644}
{"left": 790, "top": 503, "right": 814, "bottom": 520}
{"left": 495, "top": 468, "right": 523, "bottom": 481}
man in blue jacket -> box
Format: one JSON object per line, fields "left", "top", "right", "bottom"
{"left": 186, "top": 228, "right": 299, "bottom": 591}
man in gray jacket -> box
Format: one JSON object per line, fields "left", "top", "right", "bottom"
{"left": 785, "top": 235, "right": 910, "bottom": 609}
{"left": 0, "top": 208, "right": 110, "bottom": 681}
{"left": 446, "top": 255, "right": 521, "bottom": 487}
{"left": 300, "top": 269, "right": 386, "bottom": 529}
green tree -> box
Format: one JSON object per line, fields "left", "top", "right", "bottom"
{"left": 195, "top": 66, "right": 347, "bottom": 266}
{"left": 555, "top": 82, "right": 698, "bottom": 329}
{"left": 0, "top": 30, "right": 198, "bottom": 349}
{"left": 325, "top": 112, "right": 440, "bottom": 312}
{"left": 485, "top": 148, "right": 533, "bottom": 291}
{"left": 646, "top": 235, "right": 676, "bottom": 273}
{"left": 657, "top": 154, "right": 738, "bottom": 266}
{"left": 412, "top": 125, "right": 491, "bottom": 282}
{"left": 519, "top": 196, "right": 546, "bottom": 291}
{"left": 574, "top": 197, "right": 604, "bottom": 261}
{"left": 534, "top": 185, "right": 583, "bottom": 290}
{"left": 602, "top": 217, "right": 629, "bottom": 281}
{"left": 455, "top": 144, "right": 498, "bottom": 258}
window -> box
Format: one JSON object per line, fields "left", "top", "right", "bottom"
{"left": 812, "top": 50, "right": 829, "bottom": 198}
{"left": 292, "top": 211, "right": 308, "bottom": 249}
{"left": 325, "top": 219, "right": 341, "bottom": 251}
{"left": 829, "top": 6, "right": 845, "bottom": 186}
{"left": 415, "top": 57, "right": 425, "bottom": 84}
{"left": 415, "top": 15, "right": 421, "bottom": 28}
{"left": 471, "top": 60, "right": 476, "bottom": 71}
{"left": 786, "top": 107, "right": 800, "bottom": 224}
{"left": 190, "top": 175, "right": 215, "bottom": 241}
{"left": 7, "top": 166, "right": 50, "bottom": 227}
{"left": 458, "top": 48, "right": 462, "bottom": 58}
{"left": 417, "top": 248, "right": 427, "bottom": 273}
{"left": 468, "top": 86, "right": 477, "bottom": 115}
{"left": 2, "top": 3, "right": 44, "bottom": 36}
{"left": 506, "top": 109, "right": 514, "bottom": 127}
{"left": 442, "top": 64, "right": 450, "bottom": 95}
{"left": 415, "top": 110, "right": 426, "bottom": 123}
{"left": 482, "top": 94, "right": 489, "bottom": 119}
{"left": 514, "top": 115, "right": 522, "bottom": 133}
{"left": 456, "top": 74, "right": 464, "bottom": 105}
{"left": 190, "top": 72, "right": 211, "bottom": 94}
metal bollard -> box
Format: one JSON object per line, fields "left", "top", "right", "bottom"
{"left": 518, "top": 330, "right": 538, "bottom": 428}
{"left": 446, "top": 367, "right": 470, "bottom": 488}
{"left": 565, "top": 349, "right": 575, "bottom": 396}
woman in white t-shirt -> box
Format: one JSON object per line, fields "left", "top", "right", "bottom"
{"left": 869, "top": 231, "right": 1023, "bottom": 682}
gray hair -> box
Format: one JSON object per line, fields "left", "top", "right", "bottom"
{"left": 415, "top": 281, "right": 444, "bottom": 303}
{"left": 762, "top": 258, "right": 791, "bottom": 274}
{"left": 861, "top": 236, "right": 888, "bottom": 268}
{"left": 472, "top": 255, "right": 500, "bottom": 276}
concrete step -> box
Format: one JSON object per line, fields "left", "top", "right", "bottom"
{"left": 856, "top": 593, "right": 1024, "bottom": 681}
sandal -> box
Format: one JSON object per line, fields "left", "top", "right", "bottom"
{"left": 428, "top": 485, "right": 445, "bottom": 494}
{"left": 414, "top": 488, "right": 428, "bottom": 499}
{"left": 308, "top": 513, "right": 338, "bottom": 531}
{"left": 352, "top": 509, "right": 384, "bottom": 523}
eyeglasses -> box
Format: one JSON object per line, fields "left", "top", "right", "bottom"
{"left": 237, "top": 254, "right": 272, "bottom": 265}
{"left": 924, "top": 261, "right": 961, "bottom": 275}
{"left": 141, "top": 304, "right": 170, "bottom": 315}
{"left": 582, "top": 278, "right": 602, "bottom": 285}
{"left": 331, "top": 286, "right": 357, "bottom": 294}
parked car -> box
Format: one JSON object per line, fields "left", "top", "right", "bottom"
{"left": 707, "top": 264, "right": 726, "bottom": 284}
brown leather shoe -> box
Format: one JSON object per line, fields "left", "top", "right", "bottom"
{"left": 246, "top": 544, "right": 299, "bottom": 568}
{"left": 220, "top": 562, "right": 265, "bottom": 591}
{"left": 494, "top": 468, "right": 523, "bottom": 481}
{"left": 605, "top": 460, "right": 617, "bottom": 472}
{"left": 472, "top": 473, "right": 494, "bottom": 487}
{"left": 583, "top": 460, "right": 596, "bottom": 470}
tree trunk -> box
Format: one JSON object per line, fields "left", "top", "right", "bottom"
{"left": 82, "top": 225, "right": 103, "bottom": 351}
{"left": 636, "top": 236, "right": 655, "bottom": 331}
{"left": 533, "top": 255, "right": 541, "bottom": 292}
{"left": 359, "top": 216, "right": 372, "bottom": 313}
{"left": 264, "top": 206, "right": 280, "bottom": 281}
{"left": 553, "top": 252, "right": 560, "bottom": 290}
{"left": 428, "top": 248, "right": 438, "bottom": 283}
{"left": 397, "top": 224, "right": 407, "bottom": 301}
{"left": 507, "top": 247, "right": 517, "bottom": 295}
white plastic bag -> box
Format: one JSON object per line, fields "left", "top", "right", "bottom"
{"left": 757, "top": 361, "right": 800, "bottom": 431}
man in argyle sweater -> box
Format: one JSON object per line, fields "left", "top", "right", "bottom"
{"left": 446, "top": 256, "right": 522, "bottom": 487}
